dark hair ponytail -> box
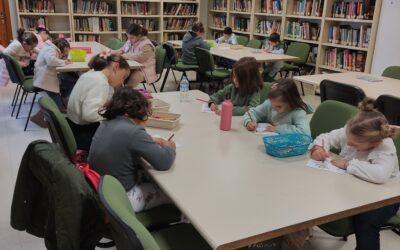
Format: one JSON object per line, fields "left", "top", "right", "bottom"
{"left": 36, "top": 26, "right": 50, "bottom": 36}
{"left": 191, "top": 22, "right": 205, "bottom": 33}
{"left": 88, "top": 54, "right": 130, "bottom": 71}
{"left": 16, "top": 28, "right": 38, "bottom": 45}
{"left": 268, "top": 78, "right": 306, "bottom": 111}
{"left": 126, "top": 23, "right": 148, "bottom": 37}
{"left": 99, "top": 87, "right": 151, "bottom": 121}
{"left": 53, "top": 38, "right": 70, "bottom": 53}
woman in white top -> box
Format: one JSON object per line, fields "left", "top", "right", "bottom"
{"left": 310, "top": 98, "right": 399, "bottom": 250}
{"left": 67, "top": 54, "right": 131, "bottom": 151}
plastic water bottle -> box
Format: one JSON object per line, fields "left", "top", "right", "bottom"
{"left": 179, "top": 76, "right": 190, "bottom": 102}
{"left": 220, "top": 99, "right": 233, "bottom": 131}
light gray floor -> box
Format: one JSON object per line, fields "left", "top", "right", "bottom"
{"left": 0, "top": 73, "right": 399, "bottom": 249}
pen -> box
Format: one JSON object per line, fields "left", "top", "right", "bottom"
{"left": 196, "top": 98, "right": 209, "bottom": 103}
{"left": 247, "top": 111, "right": 254, "bottom": 122}
{"left": 168, "top": 134, "right": 175, "bottom": 141}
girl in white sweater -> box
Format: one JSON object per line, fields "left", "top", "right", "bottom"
{"left": 310, "top": 98, "right": 399, "bottom": 250}
{"left": 67, "top": 54, "right": 131, "bottom": 151}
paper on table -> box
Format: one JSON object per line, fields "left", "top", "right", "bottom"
{"left": 201, "top": 103, "right": 213, "bottom": 113}
{"left": 152, "top": 135, "right": 182, "bottom": 148}
{"left": 256, "top": 123, "right": 278, "bottom": 136}
{"left": 307, "top": 159, "right": 348, "bottom": 175}
{"left": 356, "top": 75, "right": 383, "bottom": 82}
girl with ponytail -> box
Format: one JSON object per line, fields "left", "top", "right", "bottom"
{"left": 310, "top": 97, "right": 399, "bottom": 249}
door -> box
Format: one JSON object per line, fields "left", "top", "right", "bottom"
{"left": 0, "top": 0, "right": 13, "bottom": 47}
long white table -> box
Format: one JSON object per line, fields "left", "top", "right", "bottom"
{"left": 294, "top": 72, "right": 400, "bottom": 99}
{"left": 168, "top": 40, "right": 299, "bottom": 63}
{"left": 145, "top": 90, "right": 400, "bottom": 249}
{"left": 56, "top": 42, "right": 142, "bottom": 72}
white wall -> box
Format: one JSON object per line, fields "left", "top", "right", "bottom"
{"left": 371, "top": 0, "right": 400, "bottom": 74}
{"left": 8, "top": 0, "right": 19, "bottom": 37}
{"left": 200, "top": 0, "right": 208, "bottom": 27}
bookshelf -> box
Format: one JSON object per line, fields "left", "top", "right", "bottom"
{"left": 207, "top": 0, "right": 382, "bottom": 74}
{"left": 15, "top": 0, "right": 200, "bottom": 44}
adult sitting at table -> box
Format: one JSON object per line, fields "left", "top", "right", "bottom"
{"left": 112, "top": 23, "right": 157, "bottom": 88}
{"left": 67, "top": 54, "right": 131, "bottom": 151}
{"left": 89, "top": 87, "right": 176, "bottom": 212}
{"left": 182, "top": 22, "right": 210, "bottom": 65}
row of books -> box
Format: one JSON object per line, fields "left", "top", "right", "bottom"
{"left": 164, "top": 33, "right": 184, "bottom": 41}
{"left": 75, "top": 34, "right": 99, "bottom": 42}
{"left": 232, "top": 17, "right": 250, "bottom": 32}
{"left": 122, "top": 18, "right": 158, "bottom": 32}
{"left": 256, "top": 20, "right": 281, "bottom": 35}
{"left": 74, "top": 17, "right": 115, "bottom": 32}
{"left": 18, "top": 0, "right": 55, "bottom": 13}
{"left": 73, "top": 0, "right": 114, "bottom": 14}
{"left": 232, "top": 0, "right": 252, "bottom": 12}
{"left": 20, "top": 17, "right": 48, "bottom": 30}
{"left": 286, "top": 21, "right": 320, "bottom": 41}
{"left": 324, "top": 48, "right": 366, "bottom": 71}
{"left": 121, "top": 2, "right": 155, "bottom": 15}
{"left": 164, "top": 18, "right": 196, "bottom": 30}
{"left": 259, "top": 0, "right": 283, "bottom": 14}
{"left": 212, "top": 15, "right": 227, "bottom": 28}
{"left": 331, "top": 0, "right": 373, "bottom": 20}
{"left": 212, "top": 0, "right": 228, "bottom": 10}
{"left": 164, "top": 3, "right": 197, "bottom": 16}
{"left": 328, "top": 25, "right": 371, "bottom": 48}
{"left": 292, "top": 0, "right": 324, "bottom": 17}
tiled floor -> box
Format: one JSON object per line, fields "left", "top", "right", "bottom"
{"left": 0, "top": 73, "right": 399, "bottom": 250}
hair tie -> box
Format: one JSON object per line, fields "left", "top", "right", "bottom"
{"left": 100, "top": 51, "right": 107, "bottom": 59}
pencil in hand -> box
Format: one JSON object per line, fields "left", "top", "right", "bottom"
{"left": 167, "top": 134, "right": 175, "bottom": 141}
{"left": 246, "top": 110, "right": 254, "bottom": 122}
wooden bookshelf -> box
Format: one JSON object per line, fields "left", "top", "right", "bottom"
{"left": 15, "top": 0, "right": 200, "bottom": 44}
{"left": 207, "top": 0, "right": 382, "bottom": 74}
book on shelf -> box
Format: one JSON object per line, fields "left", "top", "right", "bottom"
{"left": 121, "top": 2, "right": 153, "bottom": 15}
{"left": 73, "top": 0, "right": 114, "bottom": 14}
{"left": 164, "top": 18, "right": 196, "bottom": 30}
{"left": 74, "top": 17, "right": 115, "bottom": 32}
{"left": 76, "top": 34, "right": 99, "bottom": 42}
{"left": 18, "top": 0, "right": 56, "bottom": 13}
{"left": 20, "top": 17, "right": 48, "bottom": 30}
{"left": 307, "top": 46, "right": 318, "bottom": 63}
{"left": 212, "top": 0, "right": 228, "bottom": 10}
{"left": 324, "top": 48, "right": 366, "bottom": 71}
{"left": 122, "top": 18, "right": 158, "bottom": 32}
{"left": 328, "top": 25, "right": 371, "bottom": 47}
{"left": 260, "top": 0, "right": 283, "bottom": 14}
{"left": 292, "top": 0, "right": 323, "bottom": 17}
{"left": 232, "top": 0, "right": 252, "bottom": 12}
{"left": 286, "top": 21, "right": 320, "bottom": 40}
{"left": 331, "top": 0, "right": 374, "bottom": 20}
{"left": 164, "top": 33, "right": 184, "bottom": 41}
{"left": 232, "top": 16, "right": 250, "bottom": 32}
{"left": 164, "top": 3, "right": 198, "bottom": 16}
{"left": 257, "top": 19, "right": 281, "bottom": 35}
{"left": 212, "top": 15, "right": 227, "bottom": 28}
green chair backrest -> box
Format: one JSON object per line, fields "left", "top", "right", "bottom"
{"left": 38, "top": 96, "right": 77, "bottom": 159}
{"left": 310, "top": 100, "right": 358, "bottom": 139}
{"left": 107, "top": 38, "right": 123, "bottom": 50}
{"left": 260, "top": 82, "right": 272, "bottom": 103}
{"left": 7, "top": 54, "right": 26, "bottom": 83}
{"left": 194, "top": 47, "right": 215, "bottom": 73}
{"left": 155, "top": 46, "right": 166, "bottom": 75}
{"left": 236, "top": 35, "right": 249, "bottom": 46}
{"left": 382, "top": 66, "right": 400, "bottom": 80}
{"left": 98, "top": 175, "right": 160, "bottom": 250}
{"left": 246, "top": 39, "right": 262, "bottom": 49}
{"left": 286, "top": 42, "right": 311, "bottom": 65}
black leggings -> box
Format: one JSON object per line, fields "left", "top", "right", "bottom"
{"left": 67, "top": 118, "right": 100, "bottom": 151}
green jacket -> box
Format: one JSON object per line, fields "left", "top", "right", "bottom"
{"left": 208, "top": 84, "right": 261, "bottom": 116}
{"left": 243, "top": 99, "right": 314, "bottom": 135}
{"left": 11, "top": 140, "right": 106, "bottom": 250}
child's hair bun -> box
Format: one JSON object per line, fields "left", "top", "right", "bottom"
{"left": 358, "top": 97, "right": 376, "bottom": 112}
{"left": 380, "top": 124, "right": 396, "bottom": 138}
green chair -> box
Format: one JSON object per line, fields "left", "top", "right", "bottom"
{"left": 260, "top": 82, "right": 273, "bottom": 103}
{"left": 98, "top": 175, "right": 212, "bottom": 250}
{"left": 236, "top": 35, "right": 249, "bottom": 46}
{"left": 194, "top": 47, "right": 231, "bottom": 90}
{"left": 3, "top": 53, "right": 43, "bottom": 131}
{"left": 279, "top": 42, "right": 311, "bottom": 95}
{"left": 106, "top": 38, "right": 124, "bottom": 50}
{"left": 382, "top": 66, "right": 400, "bottom": 80}
{"left": 142, "top": 46, "right": 166, "bottom": 92}
{"left": 246, "top": 39, "right": 262, "bottom": 49}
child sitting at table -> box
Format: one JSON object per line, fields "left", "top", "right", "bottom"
{"left": 262, "top": 32, "right": 284, "bottom": 82}
{"left": 208, "top": 57, "right": 262, "bottom": 116}
{"left": 89, "top": 87, "right": 176, "bottom": 212}
{"left": 243, "top": 79, "right": 313, "bottom": 134}
{"left": 216, "top": 27, "right": 238, "bottom": 45}
{"left": 310, "top": 97, "right": 399, "bottom": 250}
{"left": 67, "top": 54, "right": 131, "bottom": 151}
{"left": 182, "top": 22, "right": 210, "bottom": 65}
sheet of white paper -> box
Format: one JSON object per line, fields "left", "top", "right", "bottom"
{"left": 307, "top": 159, "right": 348, "bottom": 175}
{"left": 152, "top": 135, "right": 182, "bottom": 148}
{"left": 356, "top": 75, "right": 383, "bottom": 82}
{"left": 201, "top": 103, "right": 214, "bottom": 113}
{"left": 255, "top": 123, "right": 278, "bottom": 136}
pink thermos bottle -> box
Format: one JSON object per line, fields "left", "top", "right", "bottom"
{"left": 220, "top": 99, "right": 233, "bottom": 131}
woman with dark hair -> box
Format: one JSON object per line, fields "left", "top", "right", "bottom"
{"left": 89, "top": 87, "right": 176, "bottom": 212}
{"left": 67, "top": 54, "right": 131, "bottom": 151}
{"left": 35, "top": 26, "right": 51, "bottom": 49}
{"left": 182, "top": 22, "right": 210, "bottom": 65}
{"left": 113, "top": 23, "right": 156, "bottom": 88}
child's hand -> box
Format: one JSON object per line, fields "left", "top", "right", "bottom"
{"left": 246, "top": 121, "right": 257, "bottom": 131}
{"left": 310, "top": 146, "right": 329, "bottom": 161}
{"left": 64, "top": 59, "right": 72, "bottom": 65}
{"left": 331, "top": 159, "right": 348, "bottom": 169}
{"left": 164, "top": 140, "right": 176, "bottom": 150}
{"left": 210, "top": 103, "right": 218, "bottom": 111}
{"left": 265, "top": 125, "right": 276, "bottom": 132}
{"left": 153, "top": 137, "right": 164, "bottom": 146}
